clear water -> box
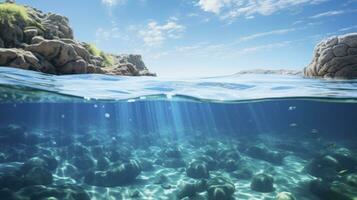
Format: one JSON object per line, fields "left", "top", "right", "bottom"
{"left": 0, "top": 67, "right": 357, "bottom": 200}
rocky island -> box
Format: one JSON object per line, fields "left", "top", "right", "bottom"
{"left": 0, "top": 1, "right": 155, "bottom": 76}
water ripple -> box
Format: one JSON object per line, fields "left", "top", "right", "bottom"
{"left": 0, "top": 67, "right": 357, "bottom": 103}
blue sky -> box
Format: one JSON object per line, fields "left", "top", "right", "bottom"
{"left": 17, "top": 0, "right": 357, "bottom": 77}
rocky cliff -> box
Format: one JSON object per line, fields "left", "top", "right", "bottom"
{"left": 304, "top": 33, "right": 357, "bottom": 79}
{"left": 0, "top": 2, "right": 155, "bottom": 76}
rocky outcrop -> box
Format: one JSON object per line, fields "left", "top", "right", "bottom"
{"left": 304, "top": 33, "right": 357, "bottom": 79}
{"left": 0, "top": 3, "right": 154, "bottom": 76}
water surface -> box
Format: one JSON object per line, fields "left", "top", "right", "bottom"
{"left": 0, "top": 67, "right": 356, "bottom": 200}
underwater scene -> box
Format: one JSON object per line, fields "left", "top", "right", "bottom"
{"left": 0, "top": 68, "right": 356, "bottom": 200}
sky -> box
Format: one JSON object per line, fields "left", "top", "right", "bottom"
{"left": 17, "top": 0, "right": 357, "bottom": 77}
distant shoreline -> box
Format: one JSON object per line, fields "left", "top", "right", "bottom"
{"left": 234, "top": 69, "right": 302, "bottom": 76}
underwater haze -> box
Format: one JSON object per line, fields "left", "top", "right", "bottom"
{"left": 0, "top": 67, "right": 357, "bottom": 200}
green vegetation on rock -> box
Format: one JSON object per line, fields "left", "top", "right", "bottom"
{"left": 0, "top": 3, "right": 43, "bottom": 30}
{"left": 85, "top": 43, "right": 114, "bottom": 67}
{"left": 86, "top": 43, "right": 101, "bottom": 57}
{"left": 101, "top": 52, "right": 114, "bottom": 67}
{"left": 0, "top": 3, "right": 30, "bottom": 24}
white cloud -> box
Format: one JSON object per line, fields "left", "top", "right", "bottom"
{"left": 139, "top": 20, "right": 185, "bottom": 46}
{"left": 101, "top": 0, "right": 124, "bottom": 7}
{"left": 198, "top": 0, "right": 231, "bottom": 14}
{"left": 310, "top": 9, "right": 357, "bottom": 19}
{"left": 96, "top": 27, "right": 123, "bottom": 40}
{"left": 197, "top": 0, "right": 329, "bottom": 20}
{"left": 237, "top": 41, "right": 293, "bottom": 55}
{"left": 173, "top": 40, "right": 295, "bottom": 59}
{"left": 310, "top": 10, "right": 345, "bottom": 19}
{"left": 238, "top": 28, "right": 296, "bottom": 41}
{"left": 338, "top": 25, "right": 357, "bottom": 32}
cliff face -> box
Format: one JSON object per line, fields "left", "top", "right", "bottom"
{"left": 0, "top": 3, "right": 155, "bottom": 76}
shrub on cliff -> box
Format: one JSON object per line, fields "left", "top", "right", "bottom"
{"left": 101, "top": 51, "right": 114, "bottom": 67}
{"left": 0, "top": 3, "right": 29, "bottom": 24}
{"left": 0, "top": 3, "right": 43, "bottom": 31}
{"left": 85, "top": 43, "right": 114, "bottom": 67}
{"left": 85, "top": 43, "right": 101, "bottom": 57}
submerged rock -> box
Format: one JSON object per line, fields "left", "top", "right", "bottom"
{"left": 250, "top": 173, "right": 274, "bottom": 193}
{"left": 304, "top": 155, "right": 340, "bottom": 181}
{"left": 23, "top": 166, "right": 52, "bottom": 186}
{"left": 196, "top": 155, "right": 217, "bottom": 171}
{"left": 72, "top": 153, "right": 95, "bottom": 170}
{"left": 21, "top": 156, "right": 57, "bottom": 173}
{"left": 21, "top": 157, "right": 53, "bottom": 186}
{"left": 176, "top": 182, "right": 199, "bottom": 199}
{"left": 207, "top": 176, "right": 235, "bottom": 200}
{"left": 232, "top": 168, "right": 253, "bottom": 180}
{"left": 222, "top": 159, "right": 239, "bottom": 172}
{"left": 304, "top": 33, "right": 357, "bottom": 79}
{"left": 14, "top": 184, "right": 90, "bottom": 200}
{"left": 275, "top": 192, "right": 296, "bottom": 200}
{"left": 163, "top": 147, "right": 182, "bottom": 158}
{"left": 310, "top": 179, "right": 357, "bottom": 200}
{"left": 0, "top": 188, "right": 15, "bottom": 200}
{"left": 176, "top": 180, "right": 207, "bottom": 199}
{"left": 246, "top": 145, "right": 285, "bottom": 165}
{"left": 186, "top": 160, "right": 210, "bottom": 179}
{"left": 0, "top": 124, "right": 38, "bottom": 146}
{"left": 84, "top": 160, "right": 142, "bottom": 187}
{"left": 346, "top": 173, "right": 357, "bottom": 187}
{"left": 0, "top": 164, "right": 23, "bottom": 190}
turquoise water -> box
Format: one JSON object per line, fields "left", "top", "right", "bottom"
{"left": 0, "top": 67, "right": 356, "bottom": 200}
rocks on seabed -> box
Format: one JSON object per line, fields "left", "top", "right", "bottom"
{"left": 275, "top": 192, "right": 296, "bottom": 200}
{"left": 13, "top": 184, "right": 90, "bottom": 200}
{"left": 246, "top": 145, "right": 285, "bottom": 165}
{"left": 0, "top": 155, "right": 65, "bottom": 199}
{"left": 84, "top": 159, "right": 142, "bottom": 187}
{"left": 304, "top": 32, "right": 357, "bottom": 79}
{"left": 250, "top": 173, "right": 275, "bottom": 193}
{"left": 304, "top": 155, "right": 340, "bottom": 181}
{"left": 196, "top": 155, "right": 217, "bottom": 171}
{"left": 310, "top": 178, "right": 357, "bottom": 200}
{"left": 158, "top": 147, "right": 186, "bottom": 168}
{"left": 207, "top": 176, "right": 235, "bottom": 200}
{"left": 231, "top": 168, "right": 253, "bottom": 180}
{"left": 186, "top": 160, "right": 210, "bottom": 179}
{"left": 176, "top": 180, "right": 207, "bottom": 199}
{"left": 346, "top": 173, "right": 357, "bottom": 187}
{"left": 0, "top": 124, "right": 38, "bottom": 146}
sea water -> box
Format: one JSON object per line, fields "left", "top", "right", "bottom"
{"left": 0, "top": 67, "right": 356, "bottom": 200}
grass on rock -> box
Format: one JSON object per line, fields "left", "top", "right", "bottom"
{"left": 101, "top": 52, "right": 114, "bottom": 67}
{"left": 0, "top": 3, "right": 30, "bottom": 24}
{"left": 85, "top": 44, "right": 114, "bottom": 67}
